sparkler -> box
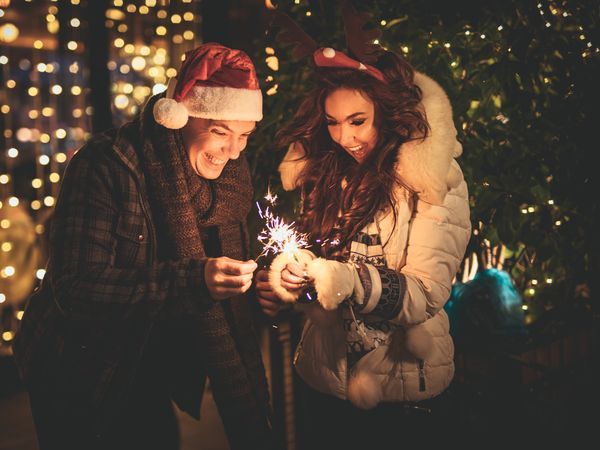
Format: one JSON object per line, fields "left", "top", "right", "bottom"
{"left": 255, "top": 187, "right": 309, "bottom": 262}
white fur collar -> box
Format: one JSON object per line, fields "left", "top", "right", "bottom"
{"left": 278, "top": 72, "right": 463, "bottom": 205}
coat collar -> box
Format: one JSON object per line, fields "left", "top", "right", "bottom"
{"left": 278, "top": 72, "right": 463, "bottom": 206}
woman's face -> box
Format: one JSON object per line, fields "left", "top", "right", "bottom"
{"left": 182, "top": 118, "right": 256, "bottom": 179}
{"left": 324, "top": 88, "right": 378, "bottom": 163}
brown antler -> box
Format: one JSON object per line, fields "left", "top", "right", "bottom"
{"left": 269, "top": 10, "right": 319, "bottom": 60}
{"left": 341, "top": 1, "right": 382, "bottom": 64}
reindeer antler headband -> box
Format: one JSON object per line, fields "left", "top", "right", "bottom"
{"left": 269, "top": 2, "right": 387, "bottom": 83}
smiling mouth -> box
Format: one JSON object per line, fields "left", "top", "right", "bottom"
{"left": 346, "top": 145, "right": 363, "bottom": 152}
{"left": 204, "top": 153, "right": 226, "bottom": 166}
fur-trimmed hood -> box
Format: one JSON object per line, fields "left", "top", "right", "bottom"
{"left": 278, "top": 72, "right": 463, "bottom": 206}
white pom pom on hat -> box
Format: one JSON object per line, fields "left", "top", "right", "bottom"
{"left": 153, "top": 42, "right": 263, "bottom": 129}
{"left": 153, "top": 97, "right": 189, "bottom": 130}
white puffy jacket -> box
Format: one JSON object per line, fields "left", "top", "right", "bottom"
{"left": 278, "top": 72, "right": 471, "bottom": 407}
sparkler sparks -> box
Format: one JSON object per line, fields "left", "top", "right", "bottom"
{"left": 255, "top": 201, "right": 309, "bottom": 261}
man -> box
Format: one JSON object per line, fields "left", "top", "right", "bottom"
{"left": 13, "top": 43, "right": 274, "bottom": 450}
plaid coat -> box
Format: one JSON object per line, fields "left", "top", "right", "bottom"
{"left": 13, "top": 121, "right": 222, "bottom": 432}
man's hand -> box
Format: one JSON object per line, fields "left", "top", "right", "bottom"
{"left": 255, "top": 268, "right": 288, "bottom": 317}
{"left": 205, "top": 257, "right": 257, "bottom": 300}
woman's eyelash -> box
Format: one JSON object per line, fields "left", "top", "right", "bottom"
{"left": 351, "top": 119, "right": 366, "bottom": 126}
{"left": 211, "top": 129, "right": 227, "bottom": 136}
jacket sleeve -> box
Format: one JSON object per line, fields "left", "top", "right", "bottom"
{"left": 350, "top": 167, "right": 471, "bottom": 326}
{"left": 392, "top": 169, "right": 471, "bottom": 325}
{"left": 48, "top": 141, "right": 213, "bottom": 321}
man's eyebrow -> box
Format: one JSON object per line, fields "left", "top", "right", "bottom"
{"left": 212, "top": 122, "right": 256, "bottom": 134}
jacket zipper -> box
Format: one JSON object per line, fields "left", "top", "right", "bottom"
{"left": 417, "top": 358, "right": 426, "bottom": 392}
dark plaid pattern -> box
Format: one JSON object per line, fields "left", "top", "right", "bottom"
{"left": 13, "top": 96, "right": 273, "bottom": 448}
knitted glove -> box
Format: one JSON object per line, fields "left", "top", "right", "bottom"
{"left": 305, "top": 258, "right": 364, "bottom": 311}
{"left": 269, "top": 249, "right": 316, "bottom": 303}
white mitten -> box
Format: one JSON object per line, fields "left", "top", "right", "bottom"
{"left": 268, "top": 249, "right": 316, "bottom": 303}
{"left": 305, "top": 258, "right": 364, "bottom": 310}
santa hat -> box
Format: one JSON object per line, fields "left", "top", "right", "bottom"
{"left": 153, "top": 42, "right": 263, "bottom": 129}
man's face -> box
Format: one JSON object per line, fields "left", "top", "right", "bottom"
{"left": 181, "top": 118, "right": 256, "bottom": 179}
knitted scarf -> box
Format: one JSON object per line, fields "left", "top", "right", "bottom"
{"left": 138, "top": 95, "right": 273, "bottom": 450}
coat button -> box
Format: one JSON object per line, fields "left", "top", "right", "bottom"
{"left": 137, "top": 234, "right": 144, "bottom": 242}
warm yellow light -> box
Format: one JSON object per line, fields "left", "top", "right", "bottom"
{"left": 183, "top": 30, "right": 194, "bottom": 40}
{"left": 8, "top": 197, "right": 18, "bottom": 207}
{"left": 131, "top": 56, "right": 146, "bottom": 71}
{"left": 73, "top": 108, "right": 82, "bottom": 118}
{"left": 521, "top": 304, "right": 529, "bottom": 310}
{"left": 71, "top": 85, "right": 82, "bottom": 95}
{"left": 0, "top": 105, "right": 9, "bottom": 114}
{"left": 32, "top": 178, "right": 43, "bottom": 188}
{"left": 37, "top": 62, "right": 47, "bottom": 72}
{"left": 114, "top": 94, "right": 129, "bottom": 109}
{"left": 70, "top": 18, "right": 80, "bottom": 27}
{"left": 156, "top": 26, "right": 167, "bottom": 36}
{"left": 171, "top": 14, "right": 182, "bottom": 24}
{"left": 42, "top": 107, "right": 54, "bottom": 117}
{"left": 0, "top": 219, "right": 10, "bottom": 228}
{"left": 16, "top": 310, "right": 24, "bottom": 320}
{"left": 6, "top": 79, "right": 15, "bottom": 88}
{"left": 28, "top": 87, "right": 39, "bottom": 96}
{"left": 266, "top": 84, "right": 278, "bottom": 96}
{"left": 28, "top": 110, "right": 39, "bottom": 120}
{"left": 39, "top": 155, "right": 50, "bottom": 165}
{"left": 35, "top": 224, "right": 45, "bottom": 234}
{"left": 120, "top": 64, "right": 130, "bottom": 74}
{"left": 67, "top": 40, "right": 78, "bottom": 51}
{"left": 166, "top": 67, "right": 177, "bottom": 78}
{"left": 183, "top": 12, "right": 194, "bottom": 21}
{"left": 43, "top": 196, "right": 55, "bottom": 207}
{"left": 0, "top": 294, "right": 5, "bottom": 304}
{"left": 140, "top": 45, "right": 150, "bottom": 56}
{"left": 152, "top": 83, "right": 167, "bottom": 95}
{"left": 172, "top": 34, "right": 183, "bottom": 44}
{"left": 139, "top": 5, "right": 149, "bottom": 14}
{"left": 2, "top": 331, "right": 14, "bottom": 341}
{"left": 31, "top": 200, "right": 41, "bottom": 210}
{"left": 266, "top": 56, "right": 279, "bottom": 71}
{"left": 0, "top": 23, "right": 19, "bottom": 43}
{"left": 69, "top": 62, "right": 79, "bottom": 73}
{"left": 123, "top": 83, "right": 133, "bottom": 94}
{"left": 126, "top": 4, "right": 136, "bottom": 13}
{"left": 55, "top": 152, "right": 67, "bottom": 163}
{"left": 49, "top": 172, "right": 60, "bottom": 183}
{"left": 124, "top": 44, "right": 135, "bottom": 54}
{"left": 40, "top": 133, "right": 50, "bottom": 144}
{"left": 156, "top": 9, "right": 167, "bottom": 19}
{"left": 51, "top": 84, "right": 62, "bottom": 95}
{"left": 0, "top": 174, "right": 9, "bottom": 184}
{"left": 146, "top": 0, "right": 157, "bottom": 6}
{"left": 114, "top": 38, "right": 125, "bottom": 48}
{"left": 55, "top": 128, "right": 66, "bottom": 139}
{"left": 1, "top": 242, "right": 11, "bottom": 252}
{"left": 36, "top": 269, "right": 46, "bottom": 280}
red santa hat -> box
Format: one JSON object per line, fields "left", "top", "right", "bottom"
{"left": 153, "top": 42, "right": 263, "bottom": 129}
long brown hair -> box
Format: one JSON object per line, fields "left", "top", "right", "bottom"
{"left": 277, "top": 50, "right": 429, "bottom": 257}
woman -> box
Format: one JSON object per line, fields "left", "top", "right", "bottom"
{"left": 256, "top": 47, "right": 471, "bottom": 447}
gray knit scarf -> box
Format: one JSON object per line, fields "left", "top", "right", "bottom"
{"left": 138, "top": 95, "right": 274, "bottom": 450}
